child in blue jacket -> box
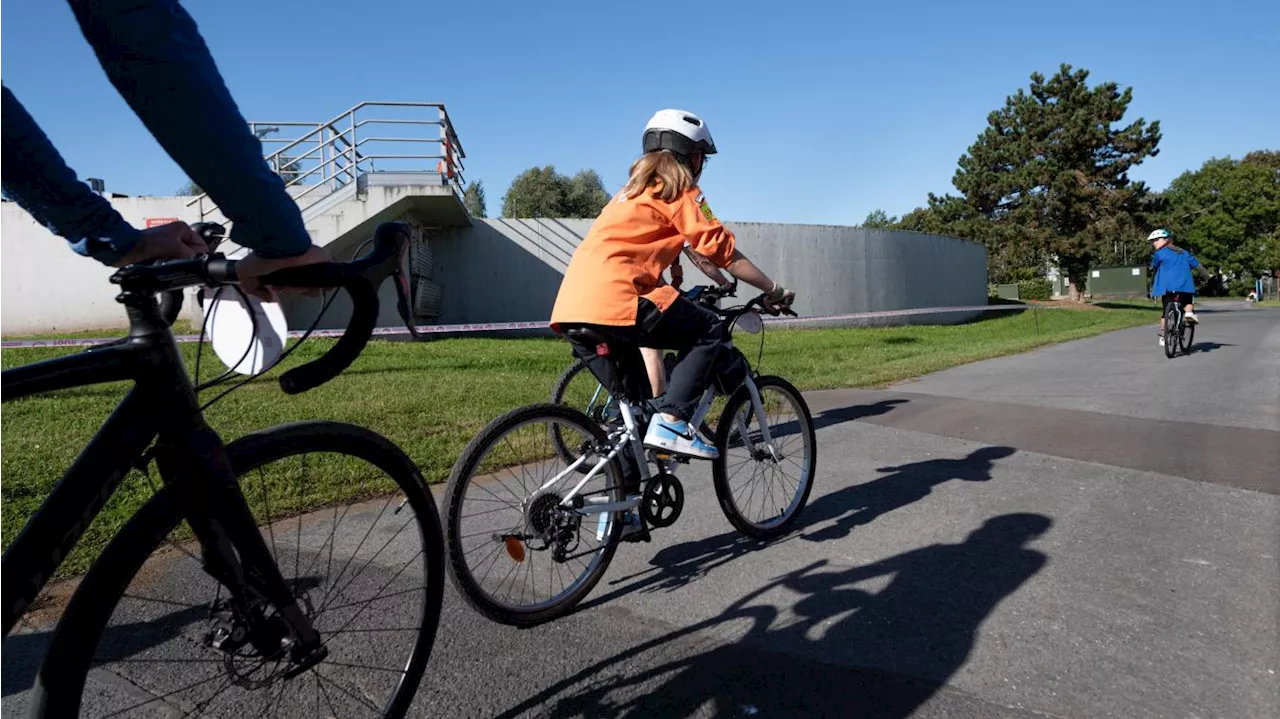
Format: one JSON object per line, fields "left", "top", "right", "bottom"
{"left": 1149, "top": 229, "right": 1203, "bottom": 346}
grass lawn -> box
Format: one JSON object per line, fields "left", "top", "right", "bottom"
{"left": 2, "top": 304, "right": 1150, "bottom": 575}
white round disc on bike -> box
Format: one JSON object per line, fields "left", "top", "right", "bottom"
{"left": 736, "top": 310, "right": 763, "bottom": 334}
{"left": 201, "top": 287, "right": 288, "bottom": 375}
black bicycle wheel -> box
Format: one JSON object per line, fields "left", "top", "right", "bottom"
{"left": 445, "top": 403, "right": 623, "bottom": 627}
{"left": 712, "top": 376, "right": 817, "bottom": 540}
{"left": 1184, "top": 321, "right": 1195, "bottom": 355}
{"left": 550, "top": 359, "right": 617, "bottom": 467}
{"left": 1163, "top": 308, "right": 1178, "bottom": 359}
{"left": 30, "top": 421, "right": 445, "bottom": 718}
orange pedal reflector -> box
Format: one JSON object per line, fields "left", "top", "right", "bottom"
{"left": 504, "top": 536, "right": 526, "bottom": 563}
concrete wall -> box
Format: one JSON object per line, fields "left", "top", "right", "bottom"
{"left": 2, "top": 198, "right": 203, "bottom": 334}
{"left": 427, "top": 219, "right": 987, "bottom": 327}
{"left": 2, "top": 193, "right": 986, "bottom": 334}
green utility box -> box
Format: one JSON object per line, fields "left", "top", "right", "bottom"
{"left": 994, "top": 284, "right": 1020, "bottom": 300}
{"left": 1086, "top": 266, "right": 1148, "bottom": 298}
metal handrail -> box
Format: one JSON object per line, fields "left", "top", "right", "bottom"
{"left": 186, "top": 101, "right": 465, "bottom": 221}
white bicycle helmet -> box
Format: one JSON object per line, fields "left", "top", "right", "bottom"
{"left": 643, "top": 109, "right": 717, "bottom": 167}
{"left": 1148, "top": 229, "right": 1171, "bottom": 242}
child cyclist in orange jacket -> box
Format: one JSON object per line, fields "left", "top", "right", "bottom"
{"left": 550, "top": 109, "right": 794, "bottom": 460}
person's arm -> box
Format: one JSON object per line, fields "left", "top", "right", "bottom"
{"left": 67, "top": 0, "right": 309, "bottom": 261}
{"left": 681, "top": 245, "right": 731, "bottom": 287}
{"left": 666, "top": 189, "right": 793, "bottom": 310}
{"left": 1, "top": 87, "right": 143, "bottom": 265}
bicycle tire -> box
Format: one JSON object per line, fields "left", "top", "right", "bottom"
{"left": 29, "top": 421, "right": 445, "bottom": 719}
{"left": 445, "top": 403, "right": 623, "bottom": 627}
{"left": 712, "top": 376, "right": 817, "bottom": 540}
{"left": 1184, "top": 321, "right": 1195, "bottom": 355}
{"left": 1163, "top": 308, "right": 1178, "bottom": 359}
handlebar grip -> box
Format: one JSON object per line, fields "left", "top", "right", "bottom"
{"left": 259, "top": 263, "right": 377, "bottom": 395}
{"left": 252, "top": 222, "right": 411, "bottom": 394}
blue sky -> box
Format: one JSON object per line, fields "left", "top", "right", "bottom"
{"left": 3, "top": 0, "right": 1276, "bottom": 225}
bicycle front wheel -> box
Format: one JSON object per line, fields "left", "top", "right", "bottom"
{"left": 712, "top": 376, "right": 816, "bottom": 540}
{"left": 30, "top": 421, "right": 445, "bottom": 718}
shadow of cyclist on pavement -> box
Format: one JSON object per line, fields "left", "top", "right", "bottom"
{"left": 496, "top": 512, "right": 1052, "bottom": 718}
{"left": 809, "top": 398, "right": 910, "bottom": 431}
{"left": 801, "top": 445, "right": 1015, "bottom": 543}
{"left": 583, "top": 530, "right": 788, "bottom": 610}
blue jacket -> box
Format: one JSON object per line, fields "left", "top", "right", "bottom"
{"left": 0, "top": 0, "right": 309, "bottom": 265}
{"left": 1150, "top": 246, "right": 1200, "bottom": 296}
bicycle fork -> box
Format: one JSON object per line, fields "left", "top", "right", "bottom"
{"left": 155, "top": 423, "right": 326, "bottom": 674}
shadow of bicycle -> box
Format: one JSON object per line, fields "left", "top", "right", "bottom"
{"left": 499, "top": 513, "right": 1053, "bottom": 718}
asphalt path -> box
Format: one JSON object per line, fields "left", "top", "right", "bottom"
{"left": 5, "top": 302, "right": 1276, "bottom": 718}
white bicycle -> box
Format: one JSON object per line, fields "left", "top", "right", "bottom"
{"left": 442, "top": 292, "right": 817, "bottom": 626}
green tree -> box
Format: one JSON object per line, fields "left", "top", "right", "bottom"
{"left": 1243, "top": 150, "right": 1280, "bottom": 170}
{"left": 949, "top": 64, "right": 1162, "bottom": 299}
{"left": 176, "top": 179, "right": 204, "bottom": 196}
{"left": 1158, "top": 154, "right": 1280, "bottom": 280}
{"left": 862, "top": 209, "right": 897, "bottom": 228}
{"left": 463, "top": 180, "right": 488, "bottom": 218}
{"left": 564, "top": 170, "right": 610, "bottom": 218}
{"left": 501, "top": 166, "right": 610, "bottom": 218}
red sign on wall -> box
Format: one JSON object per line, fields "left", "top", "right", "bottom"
{"left": 145, "top": 217, "right": 180, "bottom": 228}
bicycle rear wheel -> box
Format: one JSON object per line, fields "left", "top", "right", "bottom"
{"left": 1163, "top": 308, "right": 1178, "bottom": 359}
{"left": 30, "top": 421, "right": 445, "bottom": 718}
{"left": 445, "top": 403, "right": 624, "bottom": 627}
{"left": 550, "top": 358, "right": 617, "bottom": 467}
{"left": 1184, "top": 321, "right": 1195, "bottom": 355}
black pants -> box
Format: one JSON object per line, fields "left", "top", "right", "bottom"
{"left": 1161, "top": 292, "right": 1193, "bottom": 315}
{"left": 565, "top": 297, "right": 726, "bottom": 420}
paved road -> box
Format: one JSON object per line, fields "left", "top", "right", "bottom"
{"left": 5, "top": 303, "right": 1277, "bottom": 717}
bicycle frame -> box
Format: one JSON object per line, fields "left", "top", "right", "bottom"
{"left": 1, "top": 294, "right": 318, "bottom": 649}
{"left": 546, "top": 374, "right": 777, "bottom": 517}
{"left": 552, "top": 293, "right": 782, "bottom": 517}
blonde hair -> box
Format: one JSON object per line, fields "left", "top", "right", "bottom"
{"left": 622, "top": 151, "right": 694, "bottom": 202}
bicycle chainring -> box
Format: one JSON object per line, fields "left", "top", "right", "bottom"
{"left": 640, "top": 473, "right": 684, "bottom": 529}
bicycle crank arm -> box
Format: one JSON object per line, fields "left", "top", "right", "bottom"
{"left": 572, "top": 496, "right": 641, "bottom": 515}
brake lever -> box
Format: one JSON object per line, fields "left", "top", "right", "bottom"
{"left": 393, "top": 262, "right": 423, "bottom": 340}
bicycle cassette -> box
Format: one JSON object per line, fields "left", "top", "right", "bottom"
{"left": 641, "top": 472, "right": 684, "bottom": 528}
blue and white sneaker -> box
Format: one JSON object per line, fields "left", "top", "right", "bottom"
{"left": 644, "top": 416, "right": 719, "bottom": 460}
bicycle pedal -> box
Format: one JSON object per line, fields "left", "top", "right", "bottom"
{"left": 620, "top": 526, "right": 652, "bottom": 543}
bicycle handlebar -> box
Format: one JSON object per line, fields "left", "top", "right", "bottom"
{"left": 714, "top": 292, "right": 798, "bottom": 319}
{"left": 684, "top": 281, "right": 737, "bottom": 306}
{"left": 112, "top": 221, "right": 417, "bottom": 395}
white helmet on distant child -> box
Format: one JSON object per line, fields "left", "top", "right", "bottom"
{"left": 643, "top": 110, "right": 717, "bottom": 175}
{"left": 1148, "top": 229, "right": 1172, "bottom": 243}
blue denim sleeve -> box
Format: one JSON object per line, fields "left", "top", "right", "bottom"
{"left": 1, "top": 86, "right": 142, "bottom": 265}
{"left": 67, "top": 0, "right": 311, "bottom": 259}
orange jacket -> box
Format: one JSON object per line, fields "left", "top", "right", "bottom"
{"left": 551, "top": 187, "right": 736, "bottom": 328}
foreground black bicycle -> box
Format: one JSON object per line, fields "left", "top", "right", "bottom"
{"left": 2, "top": 222, "right": 445, "bottom": 718}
